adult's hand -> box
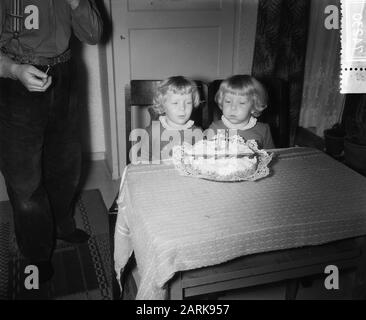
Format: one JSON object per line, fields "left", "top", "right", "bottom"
{"left": 12, "top": 64, "right": 52, "bottom": 92}
{"left": 65, "top": 0, "right": 80, "bottom": 10}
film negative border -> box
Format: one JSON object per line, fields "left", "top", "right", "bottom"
{"left": 340, "top": 0, "right": 366, "bottom": 93}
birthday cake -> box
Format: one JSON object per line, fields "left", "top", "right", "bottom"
{"left": 172, "top": 134, "right": 273, "bottom": 181}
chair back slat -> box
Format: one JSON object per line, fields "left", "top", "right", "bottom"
{"left": 130, "top": 80, "right": 160, "bottom": 106}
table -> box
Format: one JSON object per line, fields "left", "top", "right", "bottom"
{"left": 114, "top": 147, "right": 366, "bottom": 300}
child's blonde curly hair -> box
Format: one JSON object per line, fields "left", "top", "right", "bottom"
{"left": 152, "top": 76, "right": 201, "bottom": 115}
{"left": 215, "top": 75, "right": 268, "bottom": 117}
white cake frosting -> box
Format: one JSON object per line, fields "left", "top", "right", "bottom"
{"left": 175, "top": 134, "right": 259, "bottom": 178}
{"left": 189, "top": 156, "right": 257, "bottom": 177}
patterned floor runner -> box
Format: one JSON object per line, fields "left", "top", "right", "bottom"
{"left": 0, "top": 189, "right": 112, "bottom": 300}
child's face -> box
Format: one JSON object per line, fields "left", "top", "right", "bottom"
{"left": 221, "top": 92, "right": 253, "bottom": 124}
{"left": 163, "top": 92, "right": 193, "bottom": 126}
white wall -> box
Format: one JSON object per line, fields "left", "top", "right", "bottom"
{"left": 80, "top": 44, "right": 106, "bottom": 158}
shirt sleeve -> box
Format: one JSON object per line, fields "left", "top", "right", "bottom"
{"left": 71, "top": 0, "right": 103, "bottom": 45}
{"left": 263, "top": 124, "right": 275, "bottom": 149}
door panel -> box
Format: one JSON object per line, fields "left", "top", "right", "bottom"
{"left": 130, "top": 27, "right": 221, "bottom": 79}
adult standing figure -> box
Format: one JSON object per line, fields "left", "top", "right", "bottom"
{"left": 0, "top": 0, "right": 102, "bottom": 283}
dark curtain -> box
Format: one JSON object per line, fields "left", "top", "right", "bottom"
{"left": 252, "top": 0, "right": 311, "bottom": 146}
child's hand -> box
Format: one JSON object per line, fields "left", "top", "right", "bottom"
{"left": 65, "top": 0, "right": 80, "bottom": 10}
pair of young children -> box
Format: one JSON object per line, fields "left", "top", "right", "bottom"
{"left": 136, "top": 74, "right": 275, "bottom": 163}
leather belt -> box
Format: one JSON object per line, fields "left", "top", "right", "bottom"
{"left": 0, "top": 48, "right": 71, "bottom": 66}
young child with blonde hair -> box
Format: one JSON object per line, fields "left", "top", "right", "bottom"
{"left": 209, "top": 75, "right": 275, "bottom": 149}
{"left": 138, "top": 76, "right": 203, "bottom": 162}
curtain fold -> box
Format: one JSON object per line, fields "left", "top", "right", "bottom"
{"left": 252, "top": 0, "right": 310, "bottom": 145}
{"left": 299, "top": 0, "right": 344, "bottom": 137}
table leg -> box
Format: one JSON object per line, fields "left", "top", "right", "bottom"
{"left": 285, "top": 279, "right": 300, "bottom": 300}
{"left": 169, "top": 272, "right": 184, "bottom": 300}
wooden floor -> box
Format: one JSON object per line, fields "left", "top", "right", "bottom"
{"left": 79, "top": 160, "right": 120, "bottom": 210}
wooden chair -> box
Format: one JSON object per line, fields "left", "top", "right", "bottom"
{"left": 207, "top": 78, "right": 290, "bottom": 148}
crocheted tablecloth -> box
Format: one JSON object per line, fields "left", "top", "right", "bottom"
{"left": 114, "top": 148, "right": 366, "bottom": 300}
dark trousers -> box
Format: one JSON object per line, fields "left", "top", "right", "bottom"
{"left": 0, "top": 60, "right": 81, "bottom": 261}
